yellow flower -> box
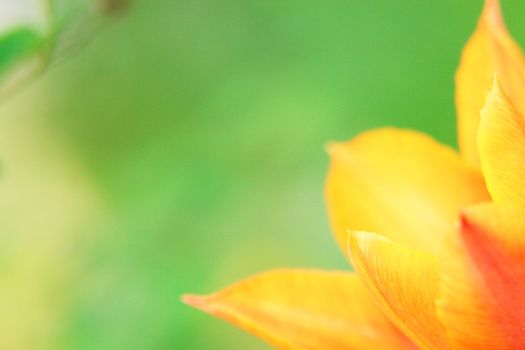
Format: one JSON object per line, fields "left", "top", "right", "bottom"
{"left": 182, "top": 1, "right": 525, "bottom": 349}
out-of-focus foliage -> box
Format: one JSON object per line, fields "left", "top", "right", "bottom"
{"left": 0, "top": 0, "right": 49, "bottom": 95}
{"left": 1, "top": 1, "right": 525, "bottom": 350}
{"left": 0, "top": 28, "right": 42, "bottom": 75}
{"left": 0, "top": 0, "right": 124, "bottom": 98}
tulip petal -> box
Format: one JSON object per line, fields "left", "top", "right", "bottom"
{"left": 456, "top": 0, "right": 525, "bottom": 166}
{"left": 347, "top": 231, "right": 451, "bottom": 350}
{"left": 325, "top": 128, "right": 488, "bottom": 255}
{"left": 182, "top": 269, "right": 416, "bottom": 350}
{"left": 478, "top": 79, "right": 525, "bottom": 208}
{"left": 437, "top": 204, "right": 525, "bottom": 350}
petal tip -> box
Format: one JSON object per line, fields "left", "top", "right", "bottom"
{"left": 483, "top": 0, "right": 504, "bottom": 27}
{"left": 481, "top": 74, "right": 509, "bottom": 119}
{"left": 348, "top": 231, "right": 387, "bottom": 244}
{"left": 325, "top": 141, "right": 345, "bottom": 157}
{"left": 346, "top": 231, "right": 388, "bottom": 260}
{"left": 181, "top": 293, "right": 211, "bottom": 311}
{"left": 324, "top": 141, "right": 336, "bottom": 154}
{"left": 490, "top": 73, "right": 503, "bottom": 93}
{"left": 346, "top": 231, "right": 365, "bottom": 265}
{"left": 346, "top": 230, "right": 364, "bottom": 251}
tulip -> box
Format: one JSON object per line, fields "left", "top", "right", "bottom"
{"left": 183, "top": 1, "right": 525, "bottom": 349}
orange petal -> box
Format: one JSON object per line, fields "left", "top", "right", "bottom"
{"left": 182, "top": 269, "right": 417, "bottom": 350}
{"left": 456, "top": 0, "right": 525, "bottom": 167}
{"left": 478, "top": 78, "right": 525, "bottom": 207}
{"left": 325, "top": 128, "right": 488, "bottom": 255}
{"left": 437, "top": 203, "right": 525, "bottom": 350}
{"left": 347, "top": 231, "right": 451, "bottom": 350}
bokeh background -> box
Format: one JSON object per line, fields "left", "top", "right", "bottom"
{"left": 1, "top": 0, "right": 525, "bottom": 349}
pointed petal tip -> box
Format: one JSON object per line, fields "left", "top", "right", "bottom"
{"left": 346, "top": 231, "right": 365, "bottom": 259}
{"left": 455, "top": 0, "right": 525, "bottom": 167}
{"left": 481, "top": 74, "right": 510, "bottom": 119}
{"left": 490, "top": 73, "right": 503, "bottom": 93}
{"left": 181, "top": 293, "right": 210, "bottom": 310}
{"left": 347, "top": 231, "right": 389, "bottom": 254}
{"left": 483, "top": 0, "right": 504, "bottom": 26}
{"left": 492, "top": 72, "right": 500, "bottom": 84}
{"left": 483, "top": 0, "right": 501, "bottom": 13}
{"left": 183, "top": 270, "right": 421, "bottom": 350}
{"left": 324, "top": 141, "right": 336, "bottom": 154}
{"left": 346, "top": 231, "right": 359, "bottom": 259}
{"left": 345, "top": 230, "right": 450, "bottom": 350}
{"left": 325, "top": 141, "right": 345, "bottom": 157}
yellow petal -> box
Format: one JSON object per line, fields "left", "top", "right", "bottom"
{"left": 437, "top": 203, "right": 525, "bottom": 350}
{"left": 182, "top": 269, "right": 416, "bottom": 350}
{"left": 325, "top": 128, "right": 488, "bottom": 255}
{"left": 478, "top": 78, "right": 525, "bottom": 207}
{"left": 347, "top": 231, "right": 451, "bottom": 350}
{"left": 456, "top": 0, "right": 525, "bottom": 166}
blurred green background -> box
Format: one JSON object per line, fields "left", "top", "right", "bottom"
{"left": 1, "top": 0, "right": 525, "bottom": 349}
